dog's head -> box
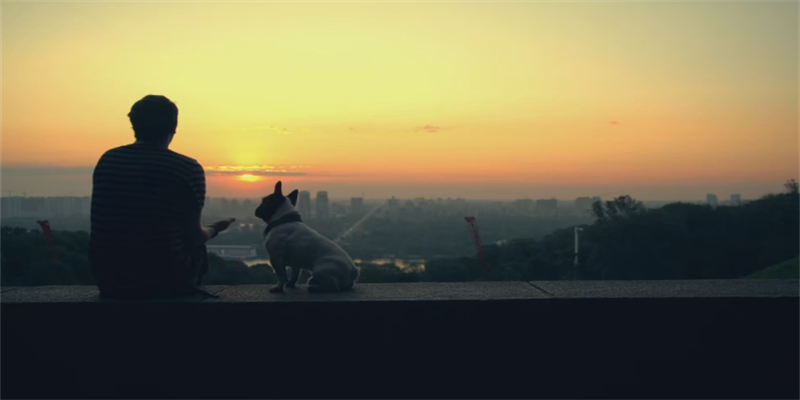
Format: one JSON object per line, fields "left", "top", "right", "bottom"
{"left": 255, "top": 181, "right": 299, "bottom": 222}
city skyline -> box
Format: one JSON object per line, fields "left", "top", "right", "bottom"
{"left": 0, "top": 170, "right": 785, "bottom": 203}
{"left": 0, "top": 189, "right": 758, "bottom": 219}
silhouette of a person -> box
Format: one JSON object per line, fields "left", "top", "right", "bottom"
{"left": 89, "top": 95, "right": 234, "bottom": 299}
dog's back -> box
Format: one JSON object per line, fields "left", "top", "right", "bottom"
{"left": 268, "top": 223, "right": 359, "bottom": 290}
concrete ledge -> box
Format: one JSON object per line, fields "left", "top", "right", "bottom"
{"left": 2, "top": 279, "right": 796, "bottom": 303}
{"left": 2, "top": 280, "right": 798, "bottom": 399}
{"left": 529, "top": 279, "right": 799, "bottom": 298}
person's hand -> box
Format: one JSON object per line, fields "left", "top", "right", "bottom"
{"left": 211, "top": 217, "right": 236, "bottom": 233}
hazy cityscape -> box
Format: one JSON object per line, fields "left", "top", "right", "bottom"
{"left": 0, "top": 188, "right": 756, "bottom": 268}
{"left": 0, "top": 191, "right": 748, "bottom": 220}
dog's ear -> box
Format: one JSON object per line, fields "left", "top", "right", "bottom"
{"left": 274, "top": 181, "right": 283, "bottom": 196}
{"left": 287, "top": 190, "right": 299, "bottom": 206}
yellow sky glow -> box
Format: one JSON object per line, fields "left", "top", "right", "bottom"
{"left": 2, "top": 1, "right": 797, "bottom": 199}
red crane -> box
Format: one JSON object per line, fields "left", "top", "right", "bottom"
{"left": 465, "top": 216, "right": 491, "bottom": 280}
{"left": 36, "top": 220, "right": 60, "bottom": 262}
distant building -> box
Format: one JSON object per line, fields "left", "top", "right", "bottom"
{"left": 330, "top": 201, "right": 347, "bottom": 217}
{"left": 512, "top": 199, "right": 534, "bottom": 215}
{"left": 20, "top": 197, "right": 45, "bottom": 217}
{"left": 350, "top": 197, "right": 364, "bottom": 214}
{"left": 205, "top": 197, "right": 216, "bottom": 214}
{"left": 79, "top": 197, "right": 90, "bottom": 215}
{"left": 536, "top": 198, "right": 558, "bottom": 216}
{"left": 45, "top": 197, "right": 70, "bottom": 217}
{"left": 315, "top": 191, "right": 329, "bottom": 219}
{"left": 242, "top": 199, "right": 255, "bottom": 216}
{"left": 574, "top": 197, "right": 599, "bottom": 213}
{"left": 730, "top": 194, "right": 742, "bottom": 205}
{"left": 400, "top": 200, "right": 417, "bottom": 216}
{"left": 1, "top": 197, "right": 22, "bottom": 218}
{"left": 707, "top": 194, "right": 718, "bottom": 207}
{"left": 66, "top": 196, "right": 89, "bottom": 216}
{"left": 206, "top": 245, "right": 257, "bottom": 260}
{"left": 387, "top": 197, "right": 401, "bottom": 213}
{"left": 219, "top": 198, "right": 229, "bottom": 216}
{"left": 0, "top": 196, "right": 89, "bottom": 218}
{"left": 298, "top": 191, "right": 312, "bottom": 217}
{"left": 229, "top": 199, "right": 240, "bottom": 216}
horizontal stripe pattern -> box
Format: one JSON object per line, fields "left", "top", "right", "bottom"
{"left": 89, "top": 143, "right": 205, "bottom": 278}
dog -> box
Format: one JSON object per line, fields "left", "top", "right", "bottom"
{"left": 255, "top": 181, "right": 360, "bottom": 293}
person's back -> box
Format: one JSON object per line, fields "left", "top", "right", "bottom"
{"left": 90, "top": 95, "right": 234, "bottom": 298}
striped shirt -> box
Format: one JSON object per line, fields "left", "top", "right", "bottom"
{"left": 89, "top": 142, "right": 206, "bottom": 292}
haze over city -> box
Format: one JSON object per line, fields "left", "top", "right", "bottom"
{"left": 2, "top": 1, "right": 798, "bottom": 200}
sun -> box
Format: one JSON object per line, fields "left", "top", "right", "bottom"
{"left": 238, "top": 174, "right": 260, "bottom": 183}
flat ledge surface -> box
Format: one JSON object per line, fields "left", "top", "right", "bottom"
{"left": 210, "top": 281, "right": 547, "bottom": 302}
{"left": 1, "top": 279, "right": 797, "bottom": 304}
{"left": 531, "top": 279, "right": 799, "bottom": 298}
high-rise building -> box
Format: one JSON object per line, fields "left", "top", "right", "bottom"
{"left": 706, "top": 194, "right": 718, "bottom": 207}
{"left": 1, "top": 197, "right": 22, "bottom": 218}
{"left": 730, "top": 194, "right": 742, "bottom": 205}
{"left": 298, "top": 191, "right": 312, "bottom": 217}
{"left": 350, "top": 197, "right": 364, "bottom": 214}
{"left": 512, "top": 199, "right": 534, "bottom": 215}
{"left": 315, "top": 191, "right": 329, "bottom": 219}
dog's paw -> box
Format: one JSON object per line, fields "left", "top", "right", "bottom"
{"left": 269, "top": 285, "right": 284, "bottom": 293}
{"left": 285, "top": 282, "right": 297, "bottom": 289}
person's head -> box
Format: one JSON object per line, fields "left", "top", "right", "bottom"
{"left": 128, "top": 95, "right": 179, "bottom": 144}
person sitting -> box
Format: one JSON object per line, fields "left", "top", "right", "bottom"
{"left": 89, "top": 94, "right": 234, "bottom": 299}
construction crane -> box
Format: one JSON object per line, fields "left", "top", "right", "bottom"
{"left": 36, "top": 220, "right": 60, "bottom": 262}
{"left": 464, "top": 216, "right": 491, "bottom": 280}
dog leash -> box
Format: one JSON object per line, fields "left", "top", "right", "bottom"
{"left": 194, "top": 287, "right": 219, "bottom": 299}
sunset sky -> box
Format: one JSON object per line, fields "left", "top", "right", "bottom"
{"left": 2, "top": 1, "right": 798, "bottom": 200}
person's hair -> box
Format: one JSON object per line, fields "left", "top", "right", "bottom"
{"left": 128, "top": 95, "right": 179, "bottom": 141}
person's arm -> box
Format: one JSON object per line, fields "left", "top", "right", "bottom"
{"left": 202, "top": 225, "right": 217, "bottom": 242}
{"left": 197, "top": 215, "right": 218, "bottom": 244}
{"left": 193, "top": 213, "right": 235, "bottom": 244}
{"left": 187, "top": 162, "right": 234, "bottom": 244}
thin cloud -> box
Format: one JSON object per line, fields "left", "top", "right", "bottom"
{"left": 239, "top": 126, "right": 293, "bottom": 135}
{"left": 205, "top": 165, "right": 308, "bottom": 177}
{"left": 207, "top": 170, "right": 306, "bottom": 177}
{"left": 412, "top": 124, "right": 448, "bottom": 133}
{"left": 608, "top": 121, "right": 620, "bottom": 125}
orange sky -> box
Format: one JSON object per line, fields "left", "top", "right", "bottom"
{"left": 2, "top": 1, "right": 797, "bottom": 200}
